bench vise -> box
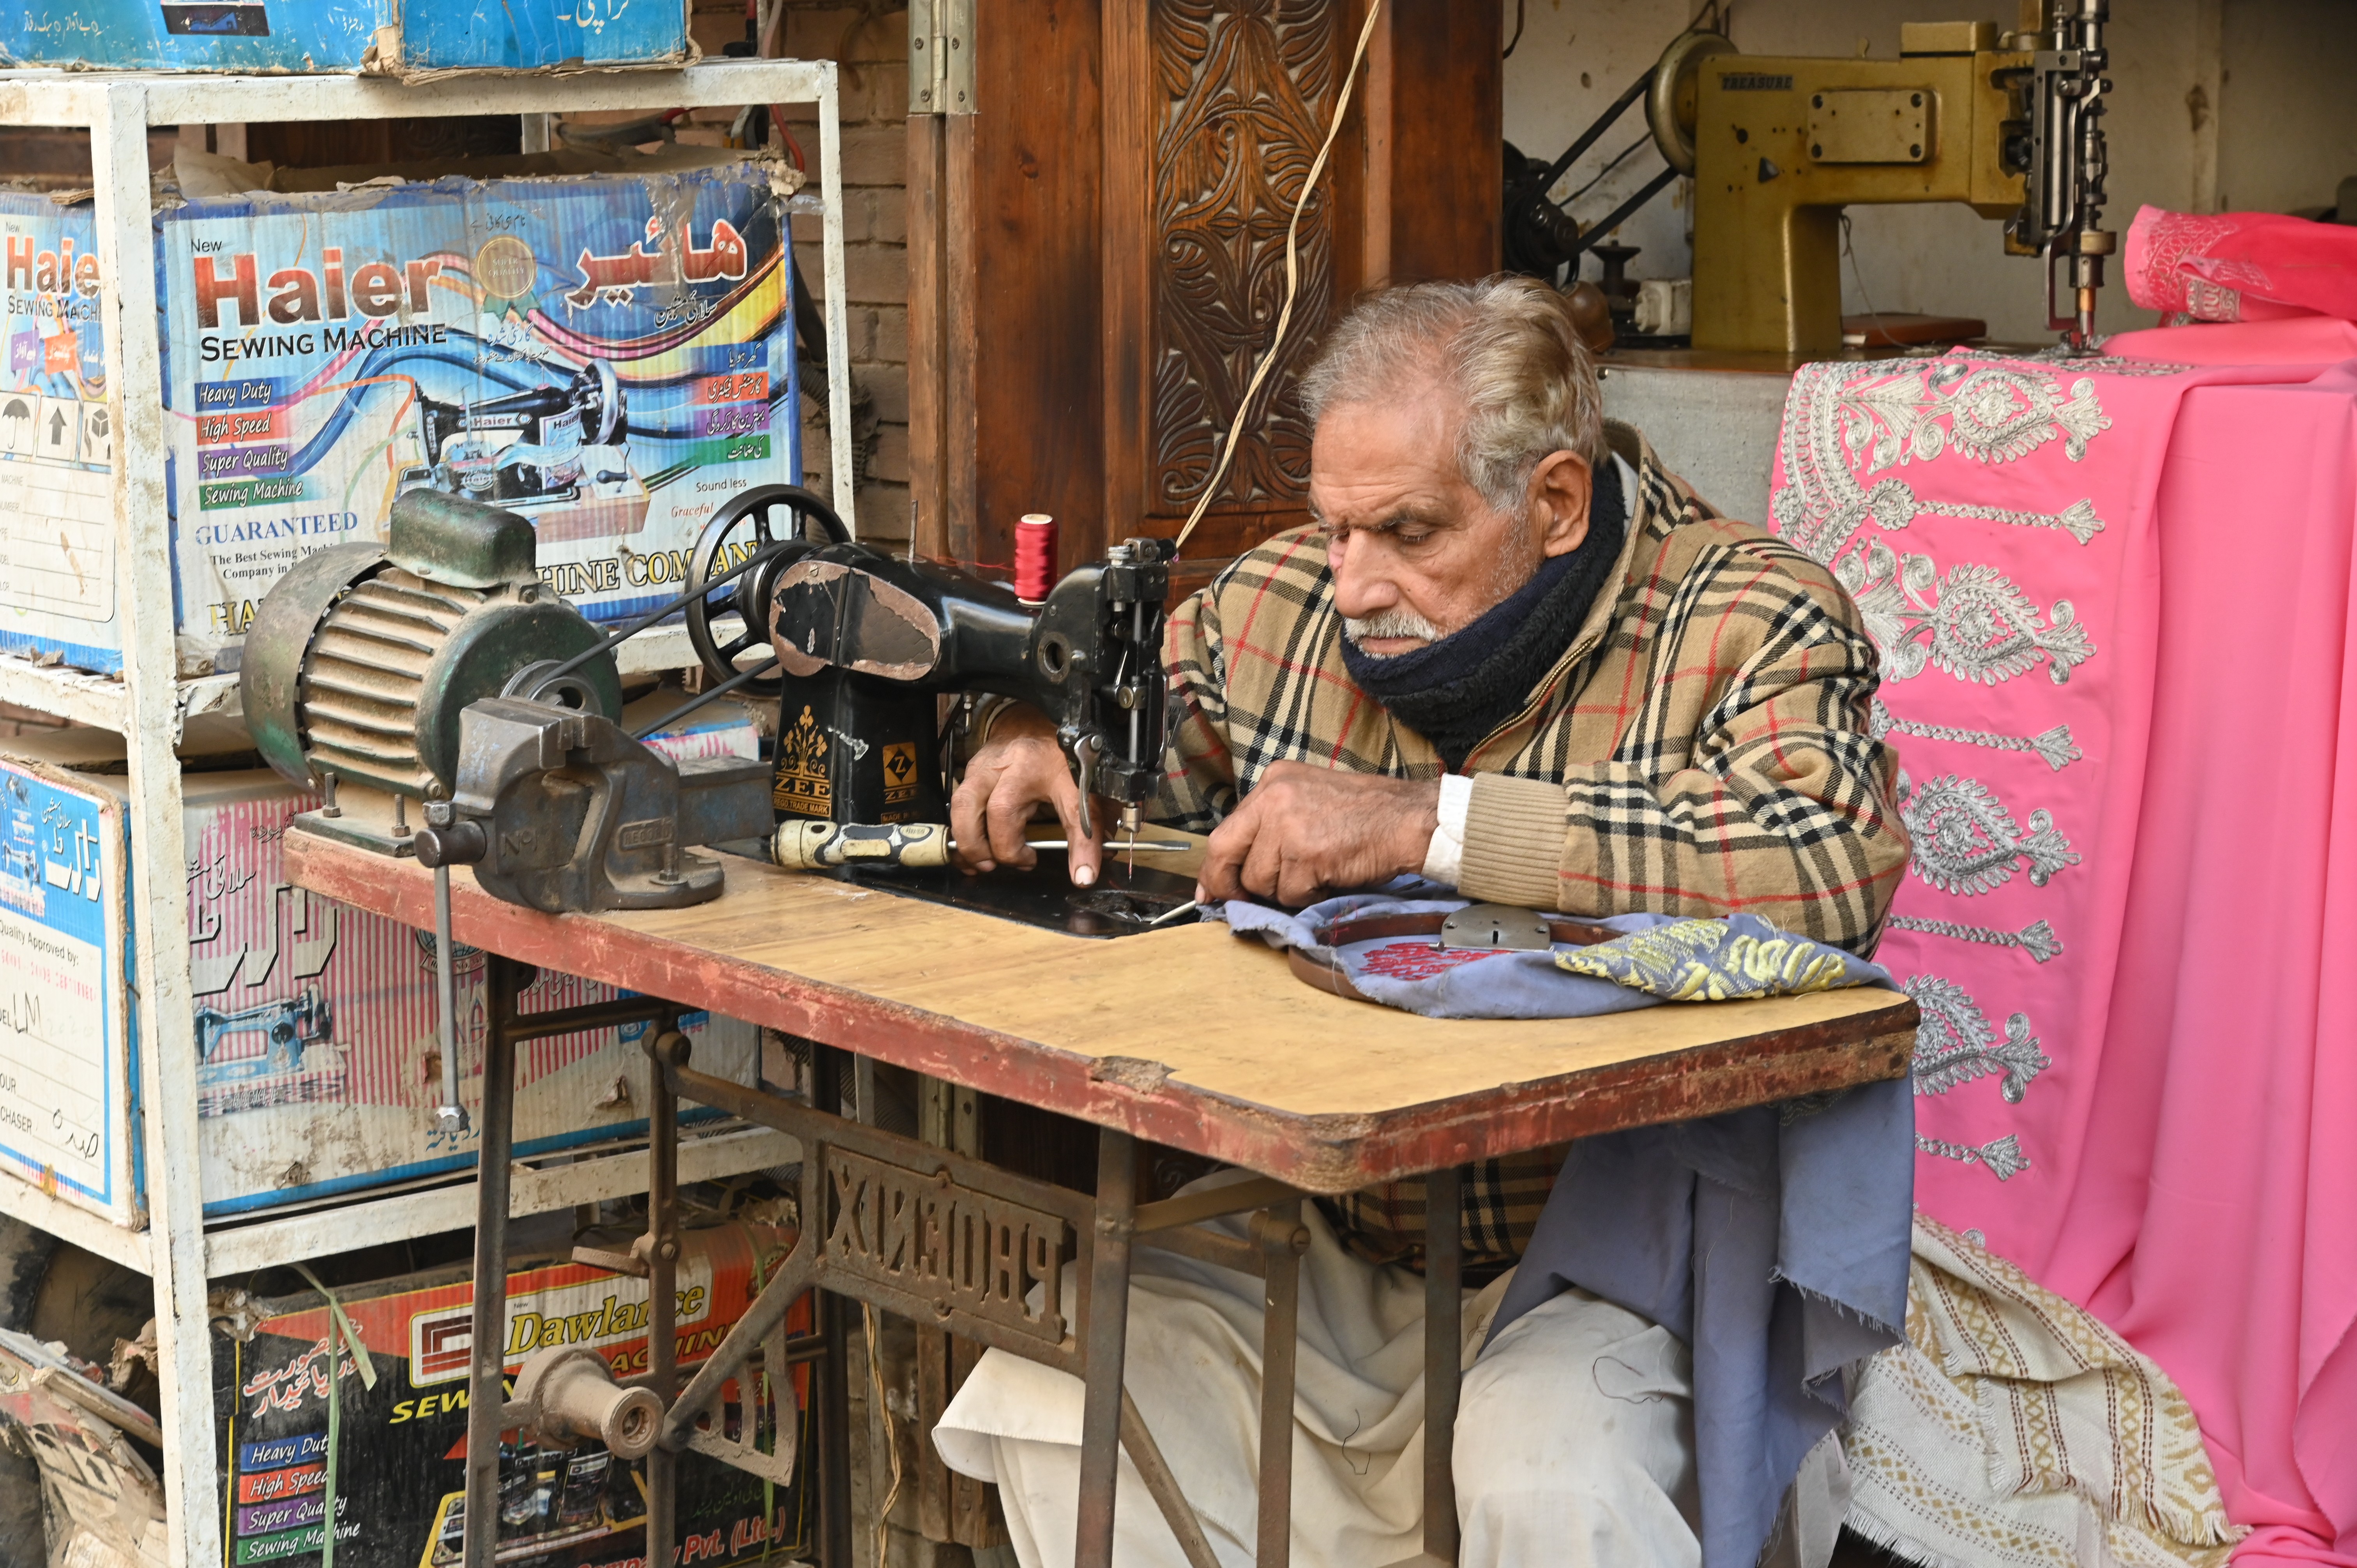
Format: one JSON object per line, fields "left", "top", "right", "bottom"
{"left": 242, "top": 487, "right": 768, "bottom": 918}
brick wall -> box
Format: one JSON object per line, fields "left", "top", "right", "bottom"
{"left": 777, "top": 4, "right": 912, "bottom": 546}
{"left": 664, "top": 0, "right": 914, "bottom": 546}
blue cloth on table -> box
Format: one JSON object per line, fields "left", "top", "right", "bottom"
{"left": 1213, "top": 881, "right": 1890, "bottom": 1019}
{"left": 1212, "top": 885, "right": 1915, "bottom": 1568}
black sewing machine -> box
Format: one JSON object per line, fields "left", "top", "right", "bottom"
{"left": 682, "top": 488, "right": 1196, "bottom": 934}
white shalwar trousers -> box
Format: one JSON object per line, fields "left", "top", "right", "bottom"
{"left": 932, "top": 1198, "right": 1700, "bottom": 1568}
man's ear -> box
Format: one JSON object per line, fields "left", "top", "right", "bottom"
{"left": 1529, "top": 450, "right": 1594, "bottom": 559}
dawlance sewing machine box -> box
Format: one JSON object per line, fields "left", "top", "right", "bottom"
{"left": 0, "top": 156, "right": 801, "bottom": 677}
{"left": 210, "top": 1221, "right": 810, "bottom": 1568}
{"left": 0, "top": 698, "right": 763, "bottom": 1224}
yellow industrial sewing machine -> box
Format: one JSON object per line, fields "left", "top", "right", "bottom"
{"left": 1682, "top": 4, "right": 2114, "bottom": 355}
{"left": 1506, "top": 2, "right": 2115, "bottom": 359}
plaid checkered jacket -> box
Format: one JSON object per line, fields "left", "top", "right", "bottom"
{"left": 1154, "top": 421, "right": 1909, "bottom": 1271}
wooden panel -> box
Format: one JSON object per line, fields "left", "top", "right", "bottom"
{"left": 1142, "top": 2, "right": 1359, "bottom": 520}
{"left": 959, "top": 0, "right": 1105, "bottom": 576}
{"left": 285, "top": 829, "right": 1917, "bottom": 1194}
{"left": 913, "top": 0, "right": 1504, "bottom": 580}
{"left": 1383, "top": 0, "right": 1502, "bottom": 282}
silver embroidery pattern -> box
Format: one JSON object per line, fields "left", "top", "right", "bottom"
{"left": 1901, "top": 773, "right": 2081, "bottom": 894}
{"left": 1888, "top": 914, "right": 2063, "bottom": 963}
{"left": 1770, "top": 360, "right": 2113, "bottom": 563}
{"left": 1954, "top": 346, "right": 2191, "bottom": 375}
{"left": 1906, "top": 973, "right": 2051, "bottom": 1102}
{"left": 1917, "top": 1133, "right": 2030, "bottom": 1180}
{"left": 1871, "top": 697, "right": 2081, "bottom": 770}
{"left": 1835, "top": 538, "right": 2094, "bottom": 687}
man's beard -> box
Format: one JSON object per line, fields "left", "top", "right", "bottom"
{"left": 1343, "top": 604, "right": 1446, "bottom": 647}
{"left": 1341, "top": 512, "right": 1541, "bottom": 651}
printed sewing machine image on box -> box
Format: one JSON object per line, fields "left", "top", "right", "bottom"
{"left": 163, "top": 157, "right": 801, "bottom": 675}
{"left": 212, "top": 1222, "right": 811, "bottom": 1568}
{"left": 0, "top": 158, "right": 802, "bottom": 678}
{"left": 0, "top": 699, "right": 763, "bottom": 1221}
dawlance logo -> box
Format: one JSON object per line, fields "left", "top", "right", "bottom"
{"left": 408, "top": 1257, "right": 715, "bottom": 1385}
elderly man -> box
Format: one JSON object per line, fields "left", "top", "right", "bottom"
{"left": 931, "top": 276, "right": 1908, "bottom": 1567}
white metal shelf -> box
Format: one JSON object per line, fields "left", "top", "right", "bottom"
{"left": 203, "top": 1122, "right": 800, "bottom": 1276}
{"left": 0, "top": 1168, "right": 150, "bottom": 1273}
{"left": 0, "top": 60, "right": 852, "bottom": 1568}
{"left": 0, "top": 655, "right": 130, "bottom": 729}
{"left": 2, "top": 1122, "right": 801, "bottom": 1280}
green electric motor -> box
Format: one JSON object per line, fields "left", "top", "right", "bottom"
{"left": 240, "top": 489, "right": 625, "bottom": 802}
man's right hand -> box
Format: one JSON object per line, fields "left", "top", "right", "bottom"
{"left": 949, "top": 704, "right": 1104, "bottom": 887}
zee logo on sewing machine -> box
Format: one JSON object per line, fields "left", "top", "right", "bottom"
{"left": 881, "top": 743, "right": 920, "bottom": 807}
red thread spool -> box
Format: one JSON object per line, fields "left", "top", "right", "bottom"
{"left": 1014, "top": 513, "right": 1058, "bottom": 605}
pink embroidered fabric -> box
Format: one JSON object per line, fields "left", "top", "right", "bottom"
{"left": 1766, "top": 339, "right": 2357, "bottom": 1564}
{"left": 2126, "top": 204, "right": 2357, "bottom": 324}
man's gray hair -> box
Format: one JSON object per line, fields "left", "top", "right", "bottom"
{"left": 1297, "top": 275, "right": 1606, "bottom": 516}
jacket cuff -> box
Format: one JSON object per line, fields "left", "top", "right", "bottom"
{"left": 1458, "top": 773, "right": 1567, "bottom": 909}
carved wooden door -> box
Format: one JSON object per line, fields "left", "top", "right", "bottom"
{"left": 910, "top": 0, "right": 1500, "bottom": 588}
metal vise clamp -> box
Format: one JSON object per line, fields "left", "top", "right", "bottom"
{"left": 413, "top": 696, "right": 772, "bottom": 914}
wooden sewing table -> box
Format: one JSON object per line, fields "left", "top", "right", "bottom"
{"left": 284, "top": 829, "right": 1917, "bottom": 1568}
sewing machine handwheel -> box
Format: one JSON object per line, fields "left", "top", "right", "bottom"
{"left": 686, "top": 484, "right": 850, "bottom": 699}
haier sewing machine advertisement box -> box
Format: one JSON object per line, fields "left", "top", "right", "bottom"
{"left": 0, "top": 0, "right": 690, "bottom": 75}
{"left": 0, "top": 196, "right": 120, "bottom": 674}
{"left": 0, "top": 757, "right": 138, "bottom": 1228}
{"left": 212, "top": 1224, "right": 810, "bottom": 1568}
{"left": 164, "top": 160, "right": 800, "bottom": 675}
{"left": 0, "top": 705, "right": 762, "bottom": 1222}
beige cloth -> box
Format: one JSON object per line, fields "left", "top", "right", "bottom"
{"left": 1842, "top": 1215, "right": 2245, "bottom": 1568}
{"left": 932, "top": 1193, "right": 1700, "bottom": 1568}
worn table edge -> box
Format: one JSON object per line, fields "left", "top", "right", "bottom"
{"left": 284, "top": 828, "right": 1920, "bottom": 1194}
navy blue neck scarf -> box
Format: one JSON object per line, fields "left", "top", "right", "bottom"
{"left": 1339, "top": 461, "right": 1628, "bottom": 771}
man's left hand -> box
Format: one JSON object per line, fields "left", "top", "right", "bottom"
{"left": 1195, "top": 763, "right": 1440, "bottom": 907}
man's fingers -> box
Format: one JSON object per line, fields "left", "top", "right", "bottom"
{"left": 1278, "top": 853, "right": 1327, "bottom": 909}
{"left": 1196, "top": 808, "right": 1256, "bottom": 903}
{"left": 1239, "top": 826, "right": 1289, "bottom": 905}
{"left": 1047, "top": 770, "right": 1102, "bottom": 888}
{"left": 949, "top": 768, "right": 997, "bottom": 873}
{"left": 983, "top": 773, "right": 1040, "bottom": 869}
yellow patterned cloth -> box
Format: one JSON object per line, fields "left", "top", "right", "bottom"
{"left": 1844, "top": 1215, "right": 2243, "bottom": 1568}
{"left": 1551, "top": 913, "right": 1882, "bottom": 1001}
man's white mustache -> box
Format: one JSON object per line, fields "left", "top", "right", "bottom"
{"left": 1343, "top": 606, "right": 1445, "bottom": 645}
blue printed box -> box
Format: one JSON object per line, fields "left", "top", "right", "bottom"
{"left": 159, "top": 157, "right": 802, "bottom": 673}
{"left": 0, "top": 0, "right": 689, "bottom": 75}
{"left": 0, "top": 753, "right": 138, "bottom": 1227}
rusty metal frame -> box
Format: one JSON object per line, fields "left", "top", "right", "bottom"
{"left": 649, "top": 1049, "right": 1335, "bottom": 1568}
{"left": 460, "top": 958, "right": 680, "bottom": 1568}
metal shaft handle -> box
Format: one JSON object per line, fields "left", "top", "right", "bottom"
{"left": 433, "top": 862, "right": 468, "bottom": 1131}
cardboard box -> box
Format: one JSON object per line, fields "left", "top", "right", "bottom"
{"left": 0, "top": 1, "right": 691, "bottom": 76}
{"left": 0, "top": 195, "right": 118, "bottom": 673}
{"left": 212, "top": 1222, "right": 812, "bottom": 1568}
{"left": 0, "top": 747, "right": 139, "bottom": 1226}
{"left": 0, "top": 698, "right": 764, "bottom": 1223}
{"left": 0, "top": 154, "right": 802, "bottom": 677}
